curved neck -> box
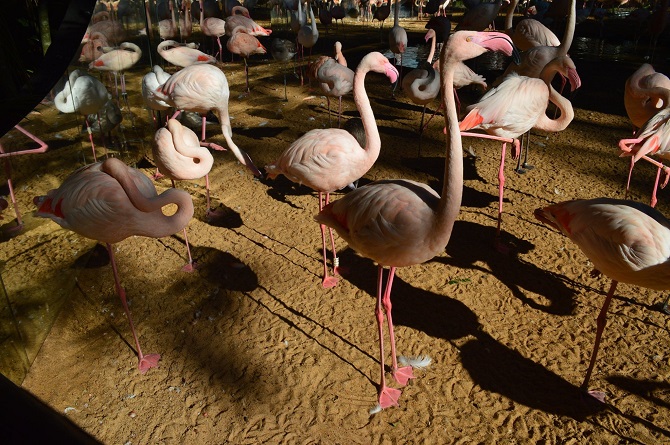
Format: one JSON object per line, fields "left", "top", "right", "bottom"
{"left": 559, "top": 0, "right": 576, "bottom": 55}
{"left": 504, "top": 0, "right": 519, "bottom": 31}
{"left": 535, "top": 69, "right": 574, "bottom": 132}
{"left": 427, "top": 32, "right": 436, "bottom": 63}
{"left": 353, "top": 63, "right": 381, "bottom": 166}
{"left": 435, "top": 47, "right": 464, "bottom": 243}
{"left": 394, "top": 0, "right": 400, "bottom": 25}
{"left": 101, "top": 159, "right": 194, "bottom": 238}
{"left": 54, "top": 89, "right": 76, "bottom": 113}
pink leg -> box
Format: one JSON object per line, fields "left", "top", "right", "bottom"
{"left": 651, "top": 165, "right": 662, "bottom": 208}
{"left": 375, "top": 266, "right": 401, "bottom": 409}
{"left": 338, "top": 96, "right": 343, "bottom": 129}
{"left": 3, "top": 160, "right": 22, "bottom": 228}
{"left": 201, "top": 115, "right": 207, "bottom": 142}
{"left": 216, "top": 37, "right": 223, "bottom": 62}
{"left": 319, "top": 192, "right": 338, "bottom": 288}
{"left": 84, "top": 119, "right": 98, "bottom": 162}
{"left": 106, "top": 243, "right": 160, "bottom": 373}
{"left": 497, "top": 142, "right": 506, "bottom": 238}
{"left": 581, "top": 280, "right": 617, "bottom": 402}
{"left": 325, "top": 193, "right": 342, "bottom": 276}
{"left": 181, "top": 228, "right": 196, "bottom": 272}
{"left": 382, "top": 266, "right": 415, "bottom": 387}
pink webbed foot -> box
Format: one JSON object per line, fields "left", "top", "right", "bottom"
{"left": 584, "top": 389, "right": 607, "bottom": 404}
{"left": 206, "top": 205, "right": 233, "bottom": 226}
{"left": 494, "top": 237, "right": 511, "bottom": 255}
{"left": 138, "top": 353, "right": 161, "bottom": 374}
{"left": 182, "top": 262, "right": 197, "bottom": 273}
{"left": 322, "top": 275, "right": 338, "bottom": 288}
{"left": 393, "top": 366, "right": 415, "bottom": 386}
{"left": 378, "top": 385, "right": 402, "bottom": 409}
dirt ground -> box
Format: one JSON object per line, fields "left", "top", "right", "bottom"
{"left": 2, "top": 11, "right": 670, "bottom": 444}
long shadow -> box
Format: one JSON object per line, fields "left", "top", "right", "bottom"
{"left": 335, "top": 249, "right": 603, "bottom": 420}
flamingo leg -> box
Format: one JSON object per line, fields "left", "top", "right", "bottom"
{"left": 319, "top": 192, "right": 338, "bottom": 288}
{"left": 338, "top": 96, "right": 343, "bottom": 129}
{"left": 581, "top": 279, "right": 617, "bottom": 402}
{"left": 244, "top": 58, "right": 250, "bottom": 93}
{"left": 651, "top": 165, "right": 662, "bottom": 208}
{"left": 375, "top": 266, "right": 401, "bottom": 409}
{"left": 181, "top": 227, "right": 196, "bottom": 272}
{"left": 84, "top": 119, "right": 98, "bottom": 162}
{"left": 325, "top": 192, "right": 342, "bottom": 276}
{"left": 3, "top": 159, "right": 22, "bottom": 229}
{"left": 382, "top": 266, "right": 414, "bottom": 386}
{"left": 106, "top": 243, "right": 160, "bottom": 373}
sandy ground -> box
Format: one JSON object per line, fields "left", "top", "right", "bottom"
{"left": 1, "top": 11, "right": 670, "bottom": 444}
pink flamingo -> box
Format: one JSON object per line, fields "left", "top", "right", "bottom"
{"left": 308, "top": 41, "right": 354, "bottom": 128}
{"left": 224, "top": 6, "right": 272, "bottom": 37}
{"left": 159, "top": 0, "right": 179, "bottom": 40}
{"left": 0, "top": 125, "right": 49, "bottom": 235}
{"left": 619, "top": 106, "right": 670, "bottom": 208}
{"left": 179, "top": 0, "right": 193, "bottom": 40}
{"left": 154, "top": 63, "right": 262, "bottom": 178}
{"left": 142, "top": 65, "right": 172, "bottom": 129}
{"left": 503, "top": 0, "right": 559, "bottom": 51}
{"left": 34, "top": 157, "right": 194, "bottom": 373}
{"left": 153, "top": 118, "right": 224, "bottom": 269}
{"left": 315, "top": 31, "right": 517, "bottom": 411}
{"left": 79, "top": 32, "right": 110, "bottom": 63}
{"left": 297, "top": 1, "right": 319, "bottom": 85}
{"left": 157, "top": 40, "right": 217, "bottom": 67}
{"left": 54, "top": 69, "right": 111, "bottom": 162}
{"left": 266, "top": 52, "right": 399, "bottom": 289}
{"left": 388, "top": 0, "right": 407, "bottom": 91}
{"left": 199, "top": 1, "right": 227, "bottom": 61}
{"left": 534, "top": 198, "right": 670, "bottom": 401}
{"left": 458, "top": 55, "right": 579, "bottom": 251}
{"left": 89, "top": 42, "right": 142, "bottom": 107}
{"left": 226, "top": 26, "right": 267, "bottom": 93}
{"left": 624, "top": 64, "right": 670, "bottom": 130}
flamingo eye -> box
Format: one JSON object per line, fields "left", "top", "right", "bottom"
{"left": 466, "top": 36, "right": 472, "bottom": 42}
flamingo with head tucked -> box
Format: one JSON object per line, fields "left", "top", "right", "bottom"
{"left": 34, "top": 157, "right": 194, "bottom": 374}
{"left": 315, "top": 31, "right": 518, "bottom": 411}
{"left": 265, "top": 52, "right": 399, "bottom": 289}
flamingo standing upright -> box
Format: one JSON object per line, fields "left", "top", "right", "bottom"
{"left": 308, "top": 41, "right": 354, "bottom": 127}
{"left": 330, "top": 0, "right": 346, "bottom": 27}
{"left": 315, "top": 31, "right": 517, "bottom": 411}
{"left": 226, "top": 26, "right": 267, "bottom": 93}
{"left": 34, "top": 157, "right": 194, "bottom": 373}
{"left": 199, "top": 0, "right": 228, "bottom": 61}
{"left": 159, "top": 0, "right": 179, "bottom": 40}
{"left": 89, "top": 41, "right": 142, "bottom": 108}
{"left": 54, "top": 69, "right": 111, "bottom": 162}
{"left": 297, "top": 1, "right": 319, "bottom": 85}
{"left": 265, "top": 52, "right": 399, "bottom": 289}
{"left": 180, "top": 0, "right": 193, "bottom": 40}
{"left": 373, "top": 0, "right": 391, "bottom": 38}
{"left": 502, "top": 0, "right": 560, "bottom": 51}
{"left": 0, "top": 125, "right": 49, "bottom": 235}
{"left": 142, "top": 65, "right": 172, "bottom": 128}
{"left": 388, "top": 0, "right": 407, "bottom": 90}
{"left": 458, "top": 55, "right": 579, "bottom": 251}
{"left": 534, "top": 198, "right": 670, "bottom": 401}
{"left": 224, "top": 6, "right": 272, "bottom": 37}
{"left": 154, "top": 63, "right": 262, "bottom": 178}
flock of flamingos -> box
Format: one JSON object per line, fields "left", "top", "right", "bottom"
{"left": 2, "top": 0, "right": 670, "bottom": 413}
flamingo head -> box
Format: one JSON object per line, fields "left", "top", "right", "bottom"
{"left": 425, "top": 29, "right": 436, "bottom": 42}
{"left": 447, "top": 31, "right": 520, "bottom": 65}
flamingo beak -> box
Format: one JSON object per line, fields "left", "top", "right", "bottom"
{"left": 567, "top": 67, "right": 582, "bottom": 92}
{"left": 474, "top": 32, "right": 520, "bottom": 65}
{"left": 385, "top": 63, "right": 400, "bottom": 84}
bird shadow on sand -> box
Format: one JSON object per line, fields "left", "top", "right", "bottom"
{"left": 233, "top": 125, "right": 288, "bottom": 140}
{"left": 260, "top": 174, "right": 316, "bottom": 210}
{"left": 334, "top": 249, "right": 604, "bottom": 420}
{"left": 438, "top": 220, "right": 577, "bottom": 316}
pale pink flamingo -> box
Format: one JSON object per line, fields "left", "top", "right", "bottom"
{"left": 388, "top": 0, "right": 407, "bottom": 91}
{"left": 0, "top": 125, "right": 49, "bottom": 235}
{"left": 157, "top": 40, "right": 217, "bottom": 67}
{"left": 224, "top": 6, "right": 272, "bottom": 37}
{"left": 624, "top": 64, "right": 670, "bottom": 130}
{"left": 308, "top": 42, "right": 354, "bottom": 128}
{"left": 159, "top": 0, "right": 179, "bottom": 40}
{"left": 54, "top": 69, "right": 111, "bottom": 162}
{"left": 226, "top": 27, "right": 267, "bottom": 93}
{"left": 179, "top": 0, "right": 193, "bottom": 40}
{"left": 503, "top": 0, "right": 560, "bottom": 51}
{"left": 199, "top": 1, "right": 227, "bottom": 61}
{"left": 266, "top": 52, "right": 399, "bottom": 289}
{"left": 142, "top": 65, "right": 172, "bottom": 129}
{"left": 534, "top": 198, "right": 670, "bottom": 401}
{"left": 315, "top": 31, "right": 517, "bottom": 411}
{"left": 34, "top": 157, "right": 194, "bottom": 373}
{"left": 458, "top": 55, "right": 579, "bottom": 251}
{"left": 154, "top": 63, "right": 262, "bottom": 177}
{"left": 402, "top": 29, "right": 440, "bottom": 141}
{"left": 89, "top": 42, "right": 142, "bottom": 107}
{"left": 619, "top": 106, "right": 670, "bottom": 208}
{"left": 153, "top": 118, "right": 223, "bottom": 269}
{"left": 79, "top": 32, "right": 110, "bottom": 63}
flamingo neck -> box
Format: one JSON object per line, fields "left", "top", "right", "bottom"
{"left": 393, "top": 0, "right": 400, "bottom": 25}
{"left": 504, "top": 0, "right": 519, "bottom": 31}
{"left": 427, "top": 33, "right": 436, "bottom": 63}
{"left": 559, "top": 0, "right": 576, "bottom": 55}
{"left": 535, "top": 66, "right": 574, "bottom": 132}
{"left": 435, "top": 52, "right": 463, "bottom": 244}
{"left": 353, "top": 63, "right": 381, "bottom": 168}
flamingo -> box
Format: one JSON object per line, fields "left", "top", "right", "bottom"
{"left": 226, "top": 26, "right": 267, "bottom": 93}
{"left": 619, "top": 106, "right": 670, "bottom": 208}
{"left": 0, "top": 125, "right": 49, "bottom": 235}
{"left": 458, "top": 55, "right": 579, "bottom": 251}
{"left": 88, "top": 42, "right": 142, "bottom": 107}
{"left": 224, "top": 6, "right": 272, "bottom": 36}
{"left": 159, "top": 0, "right": 179, "bottom": 40}
{"left": 199, "top": 0, "right": 227, "bottom": 61}
{"left": 308, "top": 42, "right": 354, "bottom": 128}
{"left": 372, "top": 0, "right": 390, "bottom": 37}
{"left": 330, "top": 0, "right": 346, "bottom": 27}
{"left": 79, "top": 32, "right": 110, "bottom": 63}
{"left": 534, "top": 198, "right": 670, "bottom": 401}
{"left": 290, "top": 0, "right": 307, "bottom": 34}
{"left": 54, "top": 69, "right": 111, "bottom": 162}
{"left": 157, "top": 40, "right": 217, "bottom": 67}
{"left": 624, "top": 63, "right": 670, "bottom": 130}
{"left": 270, "top": 38, "right": 298, "bottom": 101}
{"left": 142, "top": 65, "right": 172, "bottom": 128}
{"left": 154, "top": 63, "right": 262, "bottom": 178}
{"left": 502, "top": 0, "right": 560, "bottom": 51}
{"left": 402, "top": 29, "right": 440, "bottom": 142}
{"left": 297, "top": 1, "right": 319, "bottom": 84}
{"left": 33, "top": 157, "right": 194, "bottom": 374}
{"left": 315, "top": 31, "right": 517, "bottom": 411}
{"left": 265, "top": 52, "right": 399, "bottom": 289}
{"left": 153, "top": 118, "right": 223, "bottom": 269}
{"left": 179, "top": 0, "right": 194, "bottom": 40}
{"left": 388, "top": 0, "right": 407, "bottom": 89}
{"left": 318, "top": 0, "right": 333, "bottom": 34}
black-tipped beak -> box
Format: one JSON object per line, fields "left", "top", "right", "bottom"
{"left": 511, "top": 45, "right": 521, "bottom": 65}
